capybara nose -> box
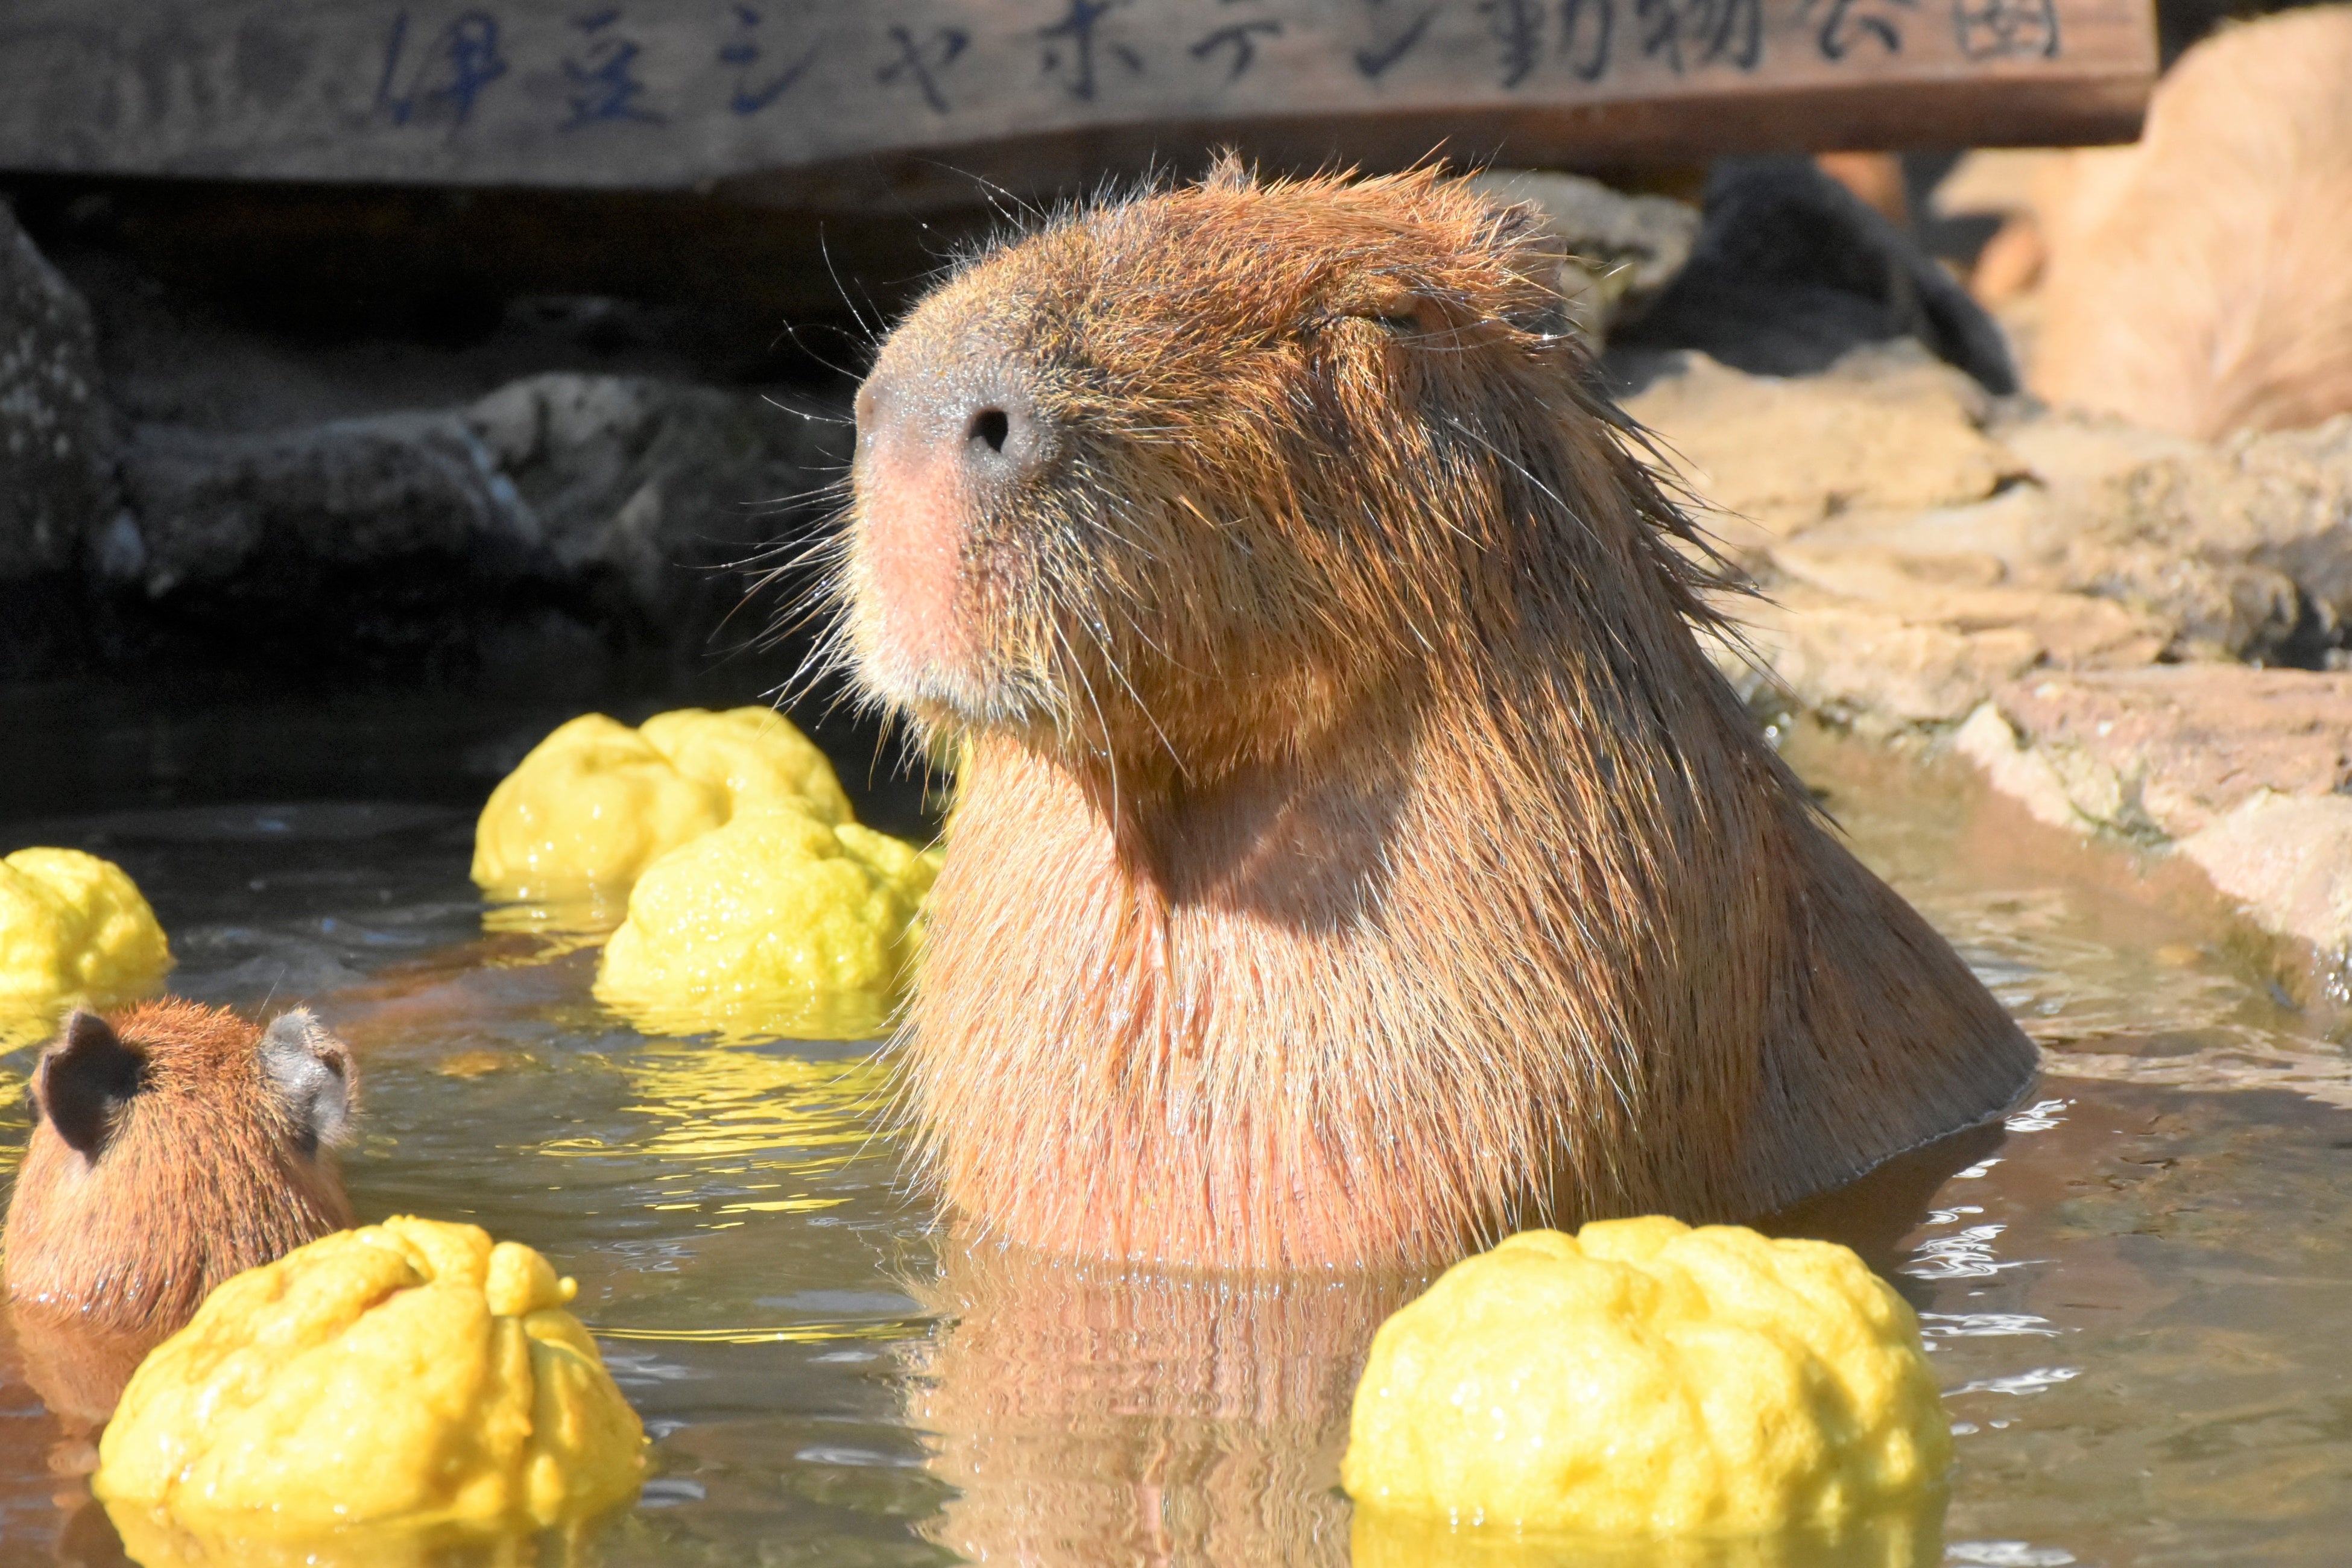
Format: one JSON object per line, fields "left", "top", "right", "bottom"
{"left": 856, "top": 357, "right": 1048, "bottom": 497}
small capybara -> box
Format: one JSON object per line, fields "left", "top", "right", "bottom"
{"left": 5, "top": 1001, "right": 357, "bottom": 1340}
{"left": 2033, "top": 5, "right": 2352, "bottom": 437}
{"left": 842, "top": 161, "right": 2035, "bottom": 1269}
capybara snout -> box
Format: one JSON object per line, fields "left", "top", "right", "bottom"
{"left": 852, "top": 315, "right": 1055, "bottom": 713}
{"left": 5, "top": 999, "right": 358, "bottom": 1339}
{"left": 855, "top": 327, "right": 1051, "bottom": 493}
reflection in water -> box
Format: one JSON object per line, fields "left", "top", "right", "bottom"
{"left": 539, "top": 1045, "right": 894, "bottom": 1218}
{"left": 11, "top": 1309, "right": 148, "bottom": 1432}
{"left": 101, "top": 1505, "right": 615, "bottom": 1568}
{"left": 1349, "top": 1502, "right": 1944, "bottom": 1568}
{"left": 906, "top": 1233, "right": 1422, "bottom": 1567}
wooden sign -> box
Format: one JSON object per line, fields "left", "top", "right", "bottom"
{"left": 0, "top": 1, "right": 2155, "bottom": 203}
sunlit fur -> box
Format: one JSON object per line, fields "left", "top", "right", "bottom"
{"left": 2034, "top": 6, "right": 2352, "bottom": 438}
{"left": 4, "top": 1000, "right": 356, "bottom": 1338}
{"left": 836, "top": 162, "right": 2034, "bottom": 1269}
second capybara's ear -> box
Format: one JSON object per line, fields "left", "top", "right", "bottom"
{"left": 257, "top": 1010, "right": 355, "bottom": 1154}
{"left": 34, "top": 1012, "right": 145, "bottom": 1159}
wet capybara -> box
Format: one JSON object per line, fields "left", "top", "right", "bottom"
{"left": 842, "top": 162, "right": 2035, "bottom": 1269}
{"left": 2033, "top": 5, "right": 2352, "bottom": 437}
{"left": 5, "top": 1001, "right": 357, "bottom": 1346}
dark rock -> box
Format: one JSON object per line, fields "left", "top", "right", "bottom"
{"left": 121, "top": 413, "right": 533, "bottom": 601}
{"left": 463, "top": 373, "right": 849, "bottom": 627}
{"left": 0, "top": 201, "right": 113, "bottom": 581}
{"left": 0, "top": 201, "right": 115, "bottom": 676}
{"left": 1608, "top": 156, "right": 2017, "bottom": 394}
{"left": 110, "top": 372, "right": 850, "bottom": 673}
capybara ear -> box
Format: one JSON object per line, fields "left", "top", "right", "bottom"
{"left": 1202, "top": 148, "right": 1251, "bottom": 194}
{"left": 33, "top": 1012, "right": 145, "bottom": 1159}
{"left": 257, "top": 1010, "right": 355, "bottom": 1154}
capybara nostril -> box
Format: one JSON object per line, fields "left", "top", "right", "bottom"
{"left": 947, "top": 380, "right": 1045, "bottom": 487}
{"left": 855, "top": 357, "right": 1045, "bottom": 487}
{"left": 968, "top": 406, "right": 1010, "bottom": 454}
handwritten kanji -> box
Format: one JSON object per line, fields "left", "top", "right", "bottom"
{"left": 376, "top": 10, "right": 509, "bottom": 130}
{"left": 1482, "top": 0, "right": 1544, "bottom": 86}
{"left": 719, "top": 4, "right": 820, "bottom": 115}
{"left": 1636, "top": 0, "right": 1763, "bottom": 72}
{"left": 1039, "top": 0, "right": 1145, "bottom": 101}
{"left": 1353, "top": 0, "right": 1439, "bottom": 78}
{"left": 1190, "top": 19, "right": 1283, "bottom": 82}
{"left": 1810, "top": 0, "right": 1915, "bottom": 58}
{"left": 1561, "top": 0, "right": 1616, "bottom": 80}
{"left": 561, "top": 8, "right": 663, "bottom": 127}
{"left": 877, "top": 24, "right": 969, "bottom": 114}
{"left": 1953, "top": 0, "right": 2058, "bottom": 57}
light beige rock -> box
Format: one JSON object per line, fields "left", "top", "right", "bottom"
{"left": 1731, "top": 578, "right": 2169, "bottom": 726}
{"left": 2178, "top": 792, "right": 2352, "bottom": 952}
{"left": 1987, "top": 667, "right": 2352, "bottom": 836}
{"left": 1751, "top": 409, "right": 2352, "bottom": 667}
{"left": 1953, "top": 668, "right": 2352, "bottom": 952}
{"left": 2082, "top": 417, "right": 2352, "bottom": 653}
{"left": 1953, "top": 703, "right": 2149, "bottom": 835}
{"left": 1623, "top": 344, "right": 2027, "bottom": 558}
{"left": 1631, "top": 340, "right": 2352, "bottom": 961}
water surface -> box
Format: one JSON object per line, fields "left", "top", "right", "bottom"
{"left": 0, "top": 694, "right": 2347, "bottom": 1567}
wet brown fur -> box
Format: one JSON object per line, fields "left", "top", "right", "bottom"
{"left": 4, "top": 1000, "right": 356, "bottom": 1339}
{"left": 2034, "top": 7, "right": 2352, "bottom": 438}
{"left": 842, "top": 162, "right": 2035, "bottom": 1269}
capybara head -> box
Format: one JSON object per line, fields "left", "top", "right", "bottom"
{"left": 842, "top": 165, "right": 2033, "bottom": 1269}
{"left": 4, "top": 1000, "right": 357, "bottom": 1339}
{"left": 846, "top": 161, "right": 1722, "bottom": 788}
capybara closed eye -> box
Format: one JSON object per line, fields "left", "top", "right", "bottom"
{"left": 842, "top": 162, "right": 2035, "bottom": 1269}
{"left": 5, "top": 1000, "right": 358, "bottom": 1341}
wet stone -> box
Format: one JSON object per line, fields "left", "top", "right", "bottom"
{"left": 0, "top": 202, "right": 113, "bottom": 584}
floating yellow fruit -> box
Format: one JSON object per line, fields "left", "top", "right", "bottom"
{"left": 470, "top": 707, "right": 855, "bottom": 918}
{"left": 1342, "top": 1218, "right": 1950, "bottom": 1540}
{"left": 593, "top": 812, "right": 940, "bottom": 1042}
{"left": 633, "top": 707, "right": 852, "bottom": 824}
{"left": 96, "top": 1216, "right": 645, "bottom": 1558}
{"left": 0, "top": 847, "right": 172, "bottom": 1049}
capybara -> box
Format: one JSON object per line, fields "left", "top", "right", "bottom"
{"left": 2033, "top": 6, "right": 2352, "bottom": 437}
{"left": 1610, "top": 155, "right": 2015, "bottom": 391}
{"left": 5, "top": 1001, "right": 356, "bottom": 1340}
{"left": 842, "top": 162, "right": 2035, "bottom": 1269}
